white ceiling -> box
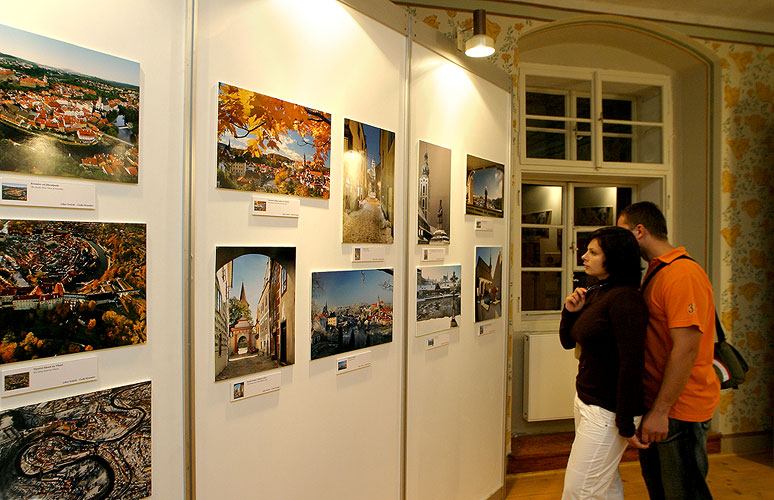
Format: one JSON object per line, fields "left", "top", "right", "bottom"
{"left": 517, "top": 0, "right": 774, "bottom": 33}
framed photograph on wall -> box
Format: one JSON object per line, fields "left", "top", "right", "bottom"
{"left": 416, "top": 264, "right": 461, "bottom": 336}
{"left": 214, "top": 247, "right": 296, "bottom": 382}
{"left": 465, "top": 155, "right": 504, "bottom": 218}
{"left": 342, "top": 118, "right": 395, "bottom": 244}
{"left": 0, "top": 23, "right": 140, "bottom": 183}
{"left": 310, "top": 268, "right": 393, "bottom": 360}
{"left": 0, "top": 219, "right": 146, "bottom": 365}
{"left": 474, "top": 246, "right": 502, "bottom": 322}
{"left": 417, "top": 141, "right": 451, "bottom": 245}
{"left": 0, "top": 381, "right": 151, "bottom": 498}
{"left": 216, "top": 82, "right": 331, "bottom": 199}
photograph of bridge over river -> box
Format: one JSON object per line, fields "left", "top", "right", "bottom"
{"left": 0, "top": 380, "right": 151, "bottom": 500}
{"left": 0, "top": 24, "right": 140, "bottom": 183}
{"left": 0, "top": 219, "right": 147, "bottom": 364}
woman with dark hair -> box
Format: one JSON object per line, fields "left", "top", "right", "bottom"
{"left": 560, "top": 226, "right": 649, "bottom": 500}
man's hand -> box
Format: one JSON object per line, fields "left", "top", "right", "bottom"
{"left": 639, "top": 408, "right": 669, "bottom": 443}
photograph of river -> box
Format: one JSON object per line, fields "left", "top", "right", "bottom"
{"left": 0, "top": 219, "right": 147, "bottom": 364}
{"left": 416, "top": 265, "right": 461, "bottom": 336}
{"left": 0, "top": 381, "right": 151, "bottom": 500}
{"left": 0, "top": 23, "right": 140, "bottom": 183}
{"left": 310, "top": 269, "right": 393, "bottom": 361}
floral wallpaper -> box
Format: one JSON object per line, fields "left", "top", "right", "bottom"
{"left": 405, "top": 6, "right": 774, "bottom": 437}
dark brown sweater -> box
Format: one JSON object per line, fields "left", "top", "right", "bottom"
{"left": 559, "top": 282, "right": 648, "bottom": 437}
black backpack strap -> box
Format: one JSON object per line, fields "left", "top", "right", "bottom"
{"left": 640, "top": 254, "right": 724, "bottom": 342}
{"left": 639, "top": 255, "right": 693, "bottom": 293}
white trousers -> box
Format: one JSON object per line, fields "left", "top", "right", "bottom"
{"left": 561, "top": 394, "right": 640, "bottom": 500}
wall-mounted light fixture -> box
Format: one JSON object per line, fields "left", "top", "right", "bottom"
{"left": 464, "top": 9, "right": 495, "bottom": 58}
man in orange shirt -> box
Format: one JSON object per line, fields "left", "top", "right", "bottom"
{"left": 618, "top": 202, "right": 720, "bottom": 500}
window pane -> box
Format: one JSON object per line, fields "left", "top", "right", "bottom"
{"left": 576, "top": 97, "right": 590, "bottom": 119}
{"left": 576, "top": 135, "right": 591, "bottom": 161}
{"left": 522, "top": 228, "right": 563, "bottom": 267}
{"left": 522, "top": 271, "right": 562, "bottom": 311}
{"left": 522, "top": 184, "right": 563, "bottom": 225}
{"left": 602, "top": 81, "right": 663, "bottom": 122}
{"left": 603, "top": 98, "right": 632, "bottom": 121}
{"left": 574, "top": 187, "right": 617, "bottom": 226}
{"left": 527, "top": 131, "right": 565, "bottom": 159}
{"left": 526, "top": 92, "right": 565, "bottom": 117}
{"left": 602, "top": 136, "right": 632, "bottom": 162}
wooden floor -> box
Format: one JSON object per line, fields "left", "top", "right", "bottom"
{"left": 505, "top": 450, "right": 774, "bottom": 499}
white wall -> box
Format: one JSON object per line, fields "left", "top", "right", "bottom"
{"left": 405, "top": 42, "right": 510, "bottom": 500}
{"left": 192, "top": 1, "right": 406, "bottom": 498}
{"left": 0, "top": 1, "right": 188, "bottom": 499}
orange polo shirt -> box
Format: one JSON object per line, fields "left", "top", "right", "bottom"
{"left": 641, "top": 247, "right": 720, "bottom": 422}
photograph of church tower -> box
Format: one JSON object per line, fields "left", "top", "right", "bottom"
{"left": 474, "top": 246, "right": 502, "bottom": 322}
{"left": 214, "top": 247, "right": 295, "bottom": 381}
{"left": 417, "top": 141, "right": 451, "bottom": 244}
{"left": 465, "top": 154, "right": 504, "bottom": 218}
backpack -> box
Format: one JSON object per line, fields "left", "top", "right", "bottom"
{"left": 641, "top": 255, "right": 748, "bottom": 390}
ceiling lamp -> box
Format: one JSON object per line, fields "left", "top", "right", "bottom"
{"left": 465, "top": 9, "right": 495, "bottom": 58}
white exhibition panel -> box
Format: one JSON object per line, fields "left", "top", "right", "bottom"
{"left": 192, "top": 1, "right": 405, "bottom": 499}
{"left": 406, "top": 42, "right": 510, "bottom": 500}
{"left": 0, "top": 2, "right": 187, "bottom": 499}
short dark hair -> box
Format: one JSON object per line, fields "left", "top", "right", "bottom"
{"left": 589, "top": 226, "right": 642, "bottom": 287}
{"left": 620, "top": 201, "right": 668, "bottom": 240}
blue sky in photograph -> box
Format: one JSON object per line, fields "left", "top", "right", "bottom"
{"left": 476, "top": 247, "right": 501, "bottom": 267}
{"left": 472, "top": 168, "right": 503, "bottom": 197}
{"left": 230, "top": 253, "right": 269, "bottom": 317}
{"left": 313, "top": 269, "right": 393, "bottom": 307}
{"left": 418, "top": 265, "right": 461, "bottom": 283}
{"left": 362, "top": 122, "right": 382, "bottom": 169}
{"left": 0, "top": 23, "right": 139, "bottom": 86}
{"left": 219, "top": 124, "right": 327, "bottom": 168}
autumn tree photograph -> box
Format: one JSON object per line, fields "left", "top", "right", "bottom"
{"left": 0, "top": 219, "right": 147, "bottom": 365}
{"left": 216, "top": 82, "right": 332, "bottom": 199}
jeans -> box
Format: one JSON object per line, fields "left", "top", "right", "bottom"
{"left": 638, "top": 417, "right": 713, "bottom": 500}
{"left": 562, "top": 395, "right": 640, "bottom": 500}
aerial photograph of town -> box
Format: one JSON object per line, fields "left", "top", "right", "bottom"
{"left": 342, "top": 118, "right": 395, "bottom": 244}
{"left": 311, "top": 269, "right": 393, "bottom": 360}
{"left": 217, "top": 82, "right": 331, "bottom": 199}
{"left": 0, "top": 24, "right": 140, "bottom": 183}
{"left": 0, "top": 219, "right": 147, "bottom": 364}
{"left": 465, "top": 154, "right": 504, "bottom": 218}
{"left": 214, "top": 247, "right": 296, "bottom": 382}
{"left": 0, "top": 381, "right": 151, "bottom": 500}
{"left": 416, "top": 265, "right": 461, "bottom": 336}
{"left": 475, "top": 246, "right": 503, "bottom": 322}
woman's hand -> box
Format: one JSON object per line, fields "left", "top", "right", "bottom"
{"left": 564, "top": 288, "right": 587, "bottom": 312}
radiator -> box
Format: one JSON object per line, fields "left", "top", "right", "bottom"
{"left": 523, "top": 332, "right": 577, "bottom": 421}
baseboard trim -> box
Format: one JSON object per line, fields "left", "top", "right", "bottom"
{"left": 720, "top": 431, "right": 774, "bottom": 454}
{"left": 485, "top": 484, "right": 506, "bottom": 500}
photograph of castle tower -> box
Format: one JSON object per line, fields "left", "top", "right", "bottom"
{"left": 475, "top": 246, "right": 502, "bottom": 322}
{"left": 0, "top": 24, "right": 140, "bottom": 183}
{"left": 342, "top": 119, "right": 395, "bottom": 244}
{"left": 310, "top": 269, "right": 393, "bottom": 361}
{"left": 214, "top": 247, "right": 295, "bottom": 382}
{"left": 0, "top": 219, "right": 147, "bottom": 364}
{"left": 217, "top": 82, "right": 331, "bottom": 199}
{"left": 465, "top": 154, "right": 504, "bottom": 218}
{"left": 417, "top": 141, "right": 451, "bottom": 245}
{"left": 416, "top": 265, "right": 461, "bottom": 336}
